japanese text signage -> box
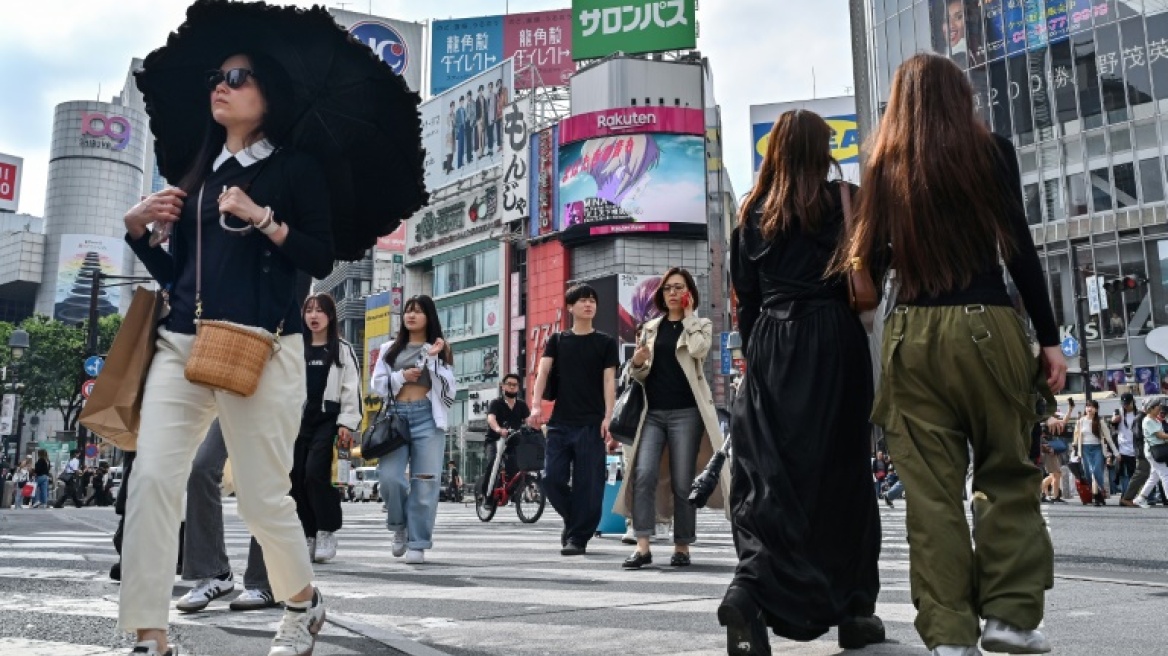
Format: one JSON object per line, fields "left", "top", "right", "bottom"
{"left": 0, "top": 152, "right": 21, "bottom": 212}
{"left": 528, "top": 126, "right": 560, "bottom": 238}
{"left": 504, "top": 10, "right": 574, "bottom": 89}
{"left": 432, "top": 16, "right": 505, "bottom": 95}
{"left": 502, "top": 98, "right": 531, "bottom": 225}
{"left": 406, "top": 183, "right": 502, "bottom": 257}
{"left": 558, "top": 106, "right": 705, "bottom": 145}
{"left": 571, "top": 0, "right": 696, "bottom": 61}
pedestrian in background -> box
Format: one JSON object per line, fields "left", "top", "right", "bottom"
{"left": 371, "top": 295, "right": 456, "bottom": 566}
{"left": 9, "top": 458, "right": 31, "bottom": 509}
{"left": 528, "top": 284, "right": 620, "bottom": 557}
{"left": 33, "top": 450, "right": 51, "bottom": 509}
{"left": 1133, "top": 398, "right": 1168, "bottom": 508}
{"left": 295, "top": 292, "right": 362, "bottom": 564}
{"left": 1072, "top": 400, "right": 1119, "bottom": 506}
{"left": 616, "top": 267, "right": 727, "bottom": 570}
{"left": 54, "top": 450, "right": 85, "bottom": 509}
{"left": 842, "top": 53, "right": 1066, "bottom": 656}
{"left": 1111, "top": 394, "right": 1140, "bottom": 496}
{"left": 724, "top": 109, "right": 885, "bottom": 655}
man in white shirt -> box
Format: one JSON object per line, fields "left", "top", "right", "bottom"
{"left": 54, "top": 450, "right": 85, "bottom": 508}
{"left": 1113, "top": 393, "right": 1140, "bottom": 495}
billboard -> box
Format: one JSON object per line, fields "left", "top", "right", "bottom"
{"left": 524, "top": 240, "right": 570, "bottom": 411}
{"left": 420, "top": 60, "right": 514, "bottom": 191}
{"left": 406, "top": 181, "right": 503, "bottom": 258}
{"left": 750, "top": 97, "right": 859, "bottom": 184}
{"left": 571, "top": 0, "right": 697, "bottom": 61}
{"left": 528, "top": 126, "right": 560, "bottom": 238}
{"left": 53, "top": 235, "right": 124, "bottom": 324}
{"left": 0, "top": 152, "right": 21, "bottom": 213}
{"left": 501, "top": 95, "right": 531, "bottom": 225}
{"left": 504, "top": 10, "right": 575, "bottom": 89}
{"left": 376, "top": 224, "right": 407, "bottom": 252}
{"left": 618, "top": 273, "right": 663, "bottom": 346}
{"left": 364, "top": 291, "right": 392, "bottom": 415}
{"left": 431, "top": 16, "right": 506, "bottom": 95}
{"left": 330, "top": 9, "right": 425, "bottom": 92}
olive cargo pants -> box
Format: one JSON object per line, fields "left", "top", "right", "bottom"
{"left": 872, "top": 305, "right": 1054, "bottom": 650}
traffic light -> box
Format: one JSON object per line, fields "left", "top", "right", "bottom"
{"left": 1104, "top": 276, "right": 1146, "bottom": 293}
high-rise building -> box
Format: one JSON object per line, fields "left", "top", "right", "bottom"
{"left": 854, "top": 0, "right": 1168, "bottom": 395}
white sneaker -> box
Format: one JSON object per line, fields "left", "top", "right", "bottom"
{"left": 306, "top": 536, "right": 316, "bottom": 562}
{"left": 981, "top": 618, "right": 1052, "bottom": 654}
{"left": 654, "top": 522, "right": 672, "bottom": 543}
{"left": 391, "top": 529, "right": 407, "bottom": 557}
{"left": 268, "top": 589, "right": 325, "bottom": 656}
{"left": 176, "top": 572, "right": 235, "bottom": 612}
{"left": 314, "top": 531, "right": 337, "bottom": 563}
{"left": 230, "top": 588, "right": 279, "bottom": 611}
{"left": 931, "top": 647, "right": 982, "bottom": 656}
{"left": 130, "top": 640, "right": 176, "bottom": 655}
{"left": 1134, "top": 495, "right": 1150, "bottom": 509}
{"left": 621, "top": 527, "right": 636, "bottom": 545}
{"left": 405, "top": 549, "right": 425, "bottom": 564}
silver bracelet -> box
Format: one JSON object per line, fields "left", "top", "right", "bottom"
{"left": 258, "top": 207, "right": 280, "bottom": 236}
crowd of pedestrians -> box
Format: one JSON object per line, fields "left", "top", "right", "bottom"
{"left": 3, "top": 451, "right": 115, "bottom": 509}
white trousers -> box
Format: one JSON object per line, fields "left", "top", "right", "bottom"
{"left": 119, "top": 328, "right": 312, "bottom": 631}
{"left": 1138, "top": 457, "right": 1168, "bottom": 500}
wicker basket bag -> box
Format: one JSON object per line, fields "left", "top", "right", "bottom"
{"left": 182, "top": 182, "right": 280, "bottom": 397}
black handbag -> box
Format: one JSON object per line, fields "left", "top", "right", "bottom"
{"left": 1150, "top": 442, "right": 1168, "bottom": 464}
{"left": 361, "top": 398, "right": 412, "bottom": 460}
{"left": 609, "top": 363, "right": 644, "bottom": 446}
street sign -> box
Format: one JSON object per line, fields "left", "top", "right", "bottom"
{"left": 720, "top": 332, "right": 732, "bottom": 375}
{"left": 1061, "top": 336, "right": 1080, "bottom": 358}
{"left": 81, "top": 379, "right": 97, "bottom": 400}
{"left": 84, "top": 355, "right": 105, "bottom": 377}
{"left": 84, "top": 444, "right": 98, "bottom": 459}
{"left": 1086, "top": 276, "right": 1102, "bottom": 316}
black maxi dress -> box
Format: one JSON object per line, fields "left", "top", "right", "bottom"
{"left": 728, "top": 181, "right": 882, "bottom": 641}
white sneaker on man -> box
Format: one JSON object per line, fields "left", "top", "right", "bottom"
{"left": 405, "top": 549, "right": 425, "bottom": 564}
{"left": 980, "top": 618, "right": 1052, "bottom": 654}
{"left": 391, "top": 529, "right": 407, "bottom": 557}
{"left": 130, "top": 639, "right": 176, "bottom": 655}
{"left": 621, "top": 527, "right": 636, "bottom": 545}
{"left": 268, "top": 589, "right": 325, "bottom": 656}
{"left": 176, "top": 572, "right": 234, "bottom": 612}
{"left": 315, "top": 531, "right": 337, "bottom": 563}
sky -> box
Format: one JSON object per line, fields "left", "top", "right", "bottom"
{"left": 0, "top": 0, "right": 854, "bottom": 218}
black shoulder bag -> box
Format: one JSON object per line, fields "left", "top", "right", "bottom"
{"left": 360, "top": 396, "right": 412, "bottom": 459}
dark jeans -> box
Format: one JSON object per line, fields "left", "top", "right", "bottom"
{"left": 184, "top": 420, "right": 269, "bottom": 590}
{"left": 54, "top": 476, "right": 84, "bottom": 508}
{"left": 1114, "top": 455, "right": 1138, "bottom": 494}
{"left": 291, "top": 413, "right": 343, "bottom": 537}
{"left": 633, "top": 408, "right": 702, "bottom": 544}
{"left": 1123, "top": 458, "right": 1151, "bottom": 502}
{"left": 542, "top": 423, "right": 607, "bottom": 547}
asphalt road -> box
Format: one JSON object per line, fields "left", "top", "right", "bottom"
{"left": 0, "top": 494, "right": 1164, "bottom": 655}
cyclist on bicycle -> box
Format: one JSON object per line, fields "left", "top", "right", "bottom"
{"left": 482, "top": 374, "right": 531, "bottom": 510}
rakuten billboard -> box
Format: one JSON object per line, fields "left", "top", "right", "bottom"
{"left": 0, "top": 152, "right": 22, "bottom": 213}
{"left": 556, "top": 106, "right": 706, "bottom": 242}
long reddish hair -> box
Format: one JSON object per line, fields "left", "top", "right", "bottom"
{"left": 739, "top": 109, "right": 841, "bottom": 239}
{"left": 832, "top": 53, "right": 1017, "bottom": 299}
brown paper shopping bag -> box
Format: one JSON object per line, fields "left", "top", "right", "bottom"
{"left": 79, "top": 286, "right": 163, "bottom": 451}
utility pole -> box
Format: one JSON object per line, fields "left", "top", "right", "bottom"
{"left": 1070, "top": 248, "right": 1092, "bottom": 402}
{"left": 77, "top": 270, "right": 101, "bottom": 458}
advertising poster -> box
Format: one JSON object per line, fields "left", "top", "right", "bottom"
{"left": 529, "top": 126, "right": 560, "bottom": 238}
{"left": 1106, "top": 368, "right": 1127, "bottom": 392}
{"left": 1159, "top": 365, "right": 1168, "bottom": 394}
{"left": 558, "top": 133, "right": 706, "bottom": 236}
{"left": 617, "top": 273, "right": 663, "bottom": 345}
{"left": 431, "top": 16, "right": 506, "bottom": 95}
{"left": 504, "top": 9, "right": 575, "bottom": 88}
{"left": 375, "top": 224, "right": 407, "bottom": 252}
{"left": 571, "top": 0, "right": 696, "bottom": 61}
{"left": 1136, "top": 366, "right": 1161, "bottom": 395}
{"left": 501, "top": 96, "right": 531, "bottom": 225}
{"left": 364, "top": 291, "right": 392, "bottom": 413}
{"left": 0, "top": 152, "right": 22, "bottom": 213}
{"left": 53, "top": 234, "right": 124, "bottom": 324}
{"left": 750, "top": 98, "right": 859, "bottom": 182}
{"left": 330, "top": 9, "right": 425, "bottom": 92}
{"left": 419, "top": 61, "right": 514, "bottom": 191}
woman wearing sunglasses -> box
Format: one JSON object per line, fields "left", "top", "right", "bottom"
{"left": 119, "top": 53, "right": 333, "bottom": 656}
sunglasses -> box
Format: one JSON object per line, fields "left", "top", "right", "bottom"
{"left": 205, "top": 68, "right": 256, "bottom": 90}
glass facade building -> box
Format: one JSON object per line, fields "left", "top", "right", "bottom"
{"left": 862, "top": 0, "right": 1168, "bottom": 394}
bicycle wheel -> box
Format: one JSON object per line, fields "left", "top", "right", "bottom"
{"left": 475, "top": 491, "right": 496, "bottom": 522}
{"left": 515, "top": 473, "right": 546, "bottom": 524}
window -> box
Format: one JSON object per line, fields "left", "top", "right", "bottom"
{"left": 1140, "top": 157, "right": 1165, "bottom": 203}
{"left": 1113, "top": 162, "right": 1137, "bottom": 208}
{"left": 1096, "top": 23, "right": 1130, "bottom": 125}
{"left": 1051, "top": 39, "right": 1079, "bottom": 131}
{"left": 1074, "top": 29, "right": 1103, "bottom": 128}
{"left": 1043, "top": 176, "right": 1066, "bottom": 222}
{"left": 1067, "top": 172, "right": 1090, "bottom": 216}
{"left": 1007, "top": 54, "right": 1032, "bottom": 143}
{"left": 440, "top": 296, "right": 500, "bottom": 341}
{"left": 1024, "top": 182, "right": 1042, "bottom": 224}
{"left": 454, "top": 345, "right": 500, "bottom": 386}
{"left": 1090, "top": 166, "right": 1114, "bottom": 211}
{"left": 1119, "top": 18, "right": 1154, "bottom": 118}
{"left": 433, "top": 249, "right": 501, "bottom": 297}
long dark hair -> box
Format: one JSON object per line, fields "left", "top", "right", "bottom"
{"left": 739, "top": 109, "right": 841, "bottom": 239}
{"left": 1086, "top": 400, "right": 1102, "bottom": 438}
{"left": 303, "top": 292, "right": 341, "bottom": 367}
{"left": 383, "top": 295, "right": 452, "bottom": 366}
{"left": 177, "top": 51, "right": 296, "bottom": 192}
{"left": 833, "top": 53, "right": 1017, "bottom": 300}
{"left": 652, "top": 267, "right": 700, "bottom": 314}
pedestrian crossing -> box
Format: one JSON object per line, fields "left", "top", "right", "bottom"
{"left": 0, "top": 499, "right": 1038, "bottom": 655}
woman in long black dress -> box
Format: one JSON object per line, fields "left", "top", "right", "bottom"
{"left": 721, "top": 109, "right": 884, "bottom": 655}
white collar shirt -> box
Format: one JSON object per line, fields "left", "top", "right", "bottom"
{"left": 212, "top": 138, "right": 275, "bottom": 172}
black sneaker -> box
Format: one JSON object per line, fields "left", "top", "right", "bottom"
{"left": 560, "top": 542, "right": 586, "bottom": 556}
{"left": 622, "top": 551, "right": 652, "bottom": 569}
{"left": 130, "top": 640, "right": 175, "bottom": 655}
{"left": 838, "top": 615, "right": 886, "bottom": 649}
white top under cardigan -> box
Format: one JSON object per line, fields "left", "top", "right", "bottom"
{"left": 370, "top": 341, "right": 457, "bottom": 430}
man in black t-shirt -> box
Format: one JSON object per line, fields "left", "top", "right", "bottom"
{"left": 481, "top": 374, "right": 531, "bottom": 506}
{"left": 529, "top": 284, "right": 619, "bottom": 555}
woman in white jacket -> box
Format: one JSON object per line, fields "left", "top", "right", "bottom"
{"left": 295, "top": 293, "right": 363, "bottom": 563}
{"left": 371, "top": 295, "right": 456, "bottom": 564}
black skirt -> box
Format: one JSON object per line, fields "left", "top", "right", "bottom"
{"left": 729, "top": 300, "right": 881, "bottom": 640}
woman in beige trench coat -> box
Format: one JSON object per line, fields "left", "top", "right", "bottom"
{"left": 613, "top": 268, "right": 729, "bottom": 569}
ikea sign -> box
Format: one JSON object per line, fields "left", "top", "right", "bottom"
{"left": 752, "top": 114, "right": 859, "bottom": 173}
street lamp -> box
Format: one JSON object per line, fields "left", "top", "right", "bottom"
{"left": 8, "top": 329, "right": 30, "bottom": 461}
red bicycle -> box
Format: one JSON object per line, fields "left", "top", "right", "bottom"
{"left": 475, "top": 432, "right": 546, "bottom": 524}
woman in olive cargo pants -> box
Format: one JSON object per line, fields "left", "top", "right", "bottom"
{"left": 835, "top": 54, "right": 1068, "bottom": 656}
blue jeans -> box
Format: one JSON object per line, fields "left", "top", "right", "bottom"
{"left": 1081, "top": 444, "right": 1107, "bottom": 492}
{"left": 35, "top": 475, "right": 50, "bottom": 506}
{"left": 633, "top": 408, "right": 701, "bottom": 544}
{"left": 377, "top": 400, "right": 444, "bottom": 550}
{"left": 542, "top": 423, "right": 607, "bottom": 547}
{"left": 885, "top": 480, "right": 905, "bottom": 501}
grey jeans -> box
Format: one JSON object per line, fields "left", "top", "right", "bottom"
{"left": 633, "top": 407, "right": 702, "bottom": 544}
{"left": 183, "top": 419, "right": 270, "bottom": 590}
